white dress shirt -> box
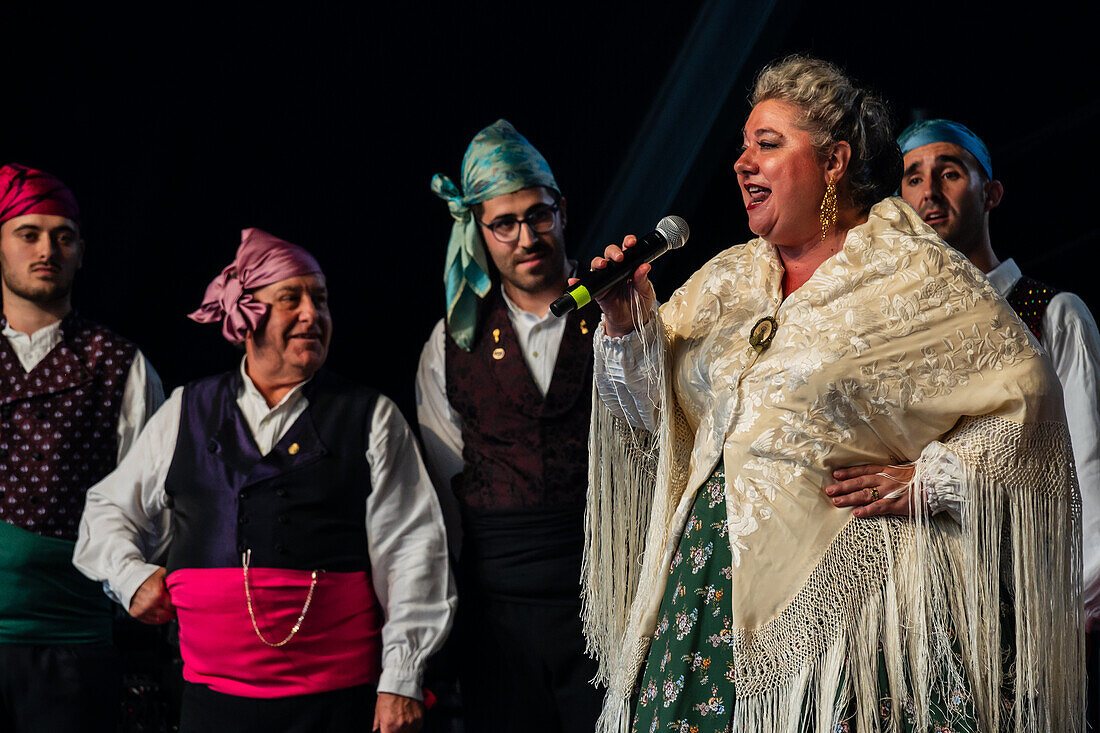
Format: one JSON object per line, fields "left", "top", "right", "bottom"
{"left": 987, "top": 258, "right": 1100, "bottom": 628}
{"left": 2, "top": 320, "right": 164, "bottom": 461}
{"left": 415, "top": 289, "right": 569, "bottom": 553}
{"left": 73, "top": 359, "right": 456, "bottom": 700}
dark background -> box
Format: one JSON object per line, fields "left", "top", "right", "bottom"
{"left": 4, "top": 1, "right": 1097, "bottom": 422}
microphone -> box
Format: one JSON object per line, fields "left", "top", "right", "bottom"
{"left": 550, "top": 215, "right": 690, "bottom": 317}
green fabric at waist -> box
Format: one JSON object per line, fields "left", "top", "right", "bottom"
{"left": 0, "top": 520, "right": 113, "bottom": 644}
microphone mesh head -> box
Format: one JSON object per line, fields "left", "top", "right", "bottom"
{"left": 656, "top": 216, "right": 690, "bottom": 249}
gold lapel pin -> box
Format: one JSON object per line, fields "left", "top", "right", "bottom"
{"left": 492, "top": 328, "right": 501, "bottom": 343}
{"left": 288, "top": 443, "right": 300, "bottom": 455}
{"left": 492, "top": 347, "right": 505, "bottom": 360}
{"left": 580, "top": 319, "right": 589, "bottom": 335}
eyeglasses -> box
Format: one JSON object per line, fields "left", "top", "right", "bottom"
{"left": 479, "top": 203, "right": 561, "bottom": 244}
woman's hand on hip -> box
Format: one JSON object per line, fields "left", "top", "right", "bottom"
{"left": 823, "top": 463, "right": 918, "bottom": 518}
{"left": 570, "top": 234, "right": 656, "bottom": 338}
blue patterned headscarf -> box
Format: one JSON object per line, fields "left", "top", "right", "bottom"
{"left": 431, "top": 119, "right": 559, "bottom": 351}
{"left": 897, "top": 119, "right": 993, "bottom": 179}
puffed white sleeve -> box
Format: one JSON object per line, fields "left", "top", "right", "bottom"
{"left": 1043, "top": 293, "right": 1100, "bottom": 628}
{"left": 366, "top": 394, "right": 456, "bottom": 700}
{"left": 115, "top": 349, "right": 166, "bottom": 462}
{"left": 414, "top": 319, "right": 465, "bottom": 556}
{"left": 73, "top": 387, "right": 181, "bottom": 609}
{"left": 593, "top": 315, "right": 664, "bottom": 432}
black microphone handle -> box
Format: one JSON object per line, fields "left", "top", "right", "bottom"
{"left": 549, "top": 230, "right": 669, "bottom": 317}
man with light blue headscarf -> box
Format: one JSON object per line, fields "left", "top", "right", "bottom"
{"left": 416, "top": 120, "right": 603, "bottom": 732}
{"left": 899, "top": 119, "right": 1100, "bottom": 727}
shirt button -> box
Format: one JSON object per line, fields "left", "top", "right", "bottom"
{"left": 238, "top": 515, "right": 249, "bottom": 525}
{"left": 276, "top": 488, "right": 287, "bottom": 498}
{"left": 275, "top": 544, "right": 287, "bottom": 555}
{"left": 277, "top": 514, "right": 288, "bottom": 524}
{"left": 239, "top": 490, "right": 248, "bottom": 501}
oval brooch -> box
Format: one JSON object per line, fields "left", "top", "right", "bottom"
{"left": 749, "top": 316, "right": 779, "bottom": 353}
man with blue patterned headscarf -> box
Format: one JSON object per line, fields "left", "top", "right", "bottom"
{"left": 416, "top": 119, "right": 603, "bottom": 732}
{"left": 899, "top": 119, "right": 1100, "bottom": 728}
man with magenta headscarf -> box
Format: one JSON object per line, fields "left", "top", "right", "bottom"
{"left": 0, "top": 163, "right": 164, "bottom": 733}
{"left": 74, "top": 228, "right": 455, "bottom": 733}
{"left": 417, "top": 120, "right": 603, "bottom": 731}
{"left": 898, "top": 119, "right": 1100, "bottom": 728}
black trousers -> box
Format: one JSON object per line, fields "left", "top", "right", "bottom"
{"left": 0, "top": 642, "right": 120, "bottom": 733}
{"left": 1087, "top": 630, "right": 1099, "bottom": 732}
{"left": 179, "top": 681, "right": 377, "bottom": 733}
{"left": 456, "top": 595, "right": 603, "bottom": 733}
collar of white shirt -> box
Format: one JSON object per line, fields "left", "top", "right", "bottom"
{"left": 985, "top": 258, "right": 1022, "bottom": 298}
{"left": 1, "top": 319, "right": 63, "bottom": 373}
{"left": 236, "top": 357, "right": 312, "bottom": 422}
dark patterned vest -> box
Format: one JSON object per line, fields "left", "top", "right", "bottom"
{"left": 0, "top": 313, "right": 136, "bottom": 541}
{"left": 444, "top": 290, "right": 599, "bottom": 512}
{"left": 1006, "top": 276, "right": 1060, "bottom": 341}
{"left": 163, "top": 369, "right": 378, "bottom": 573}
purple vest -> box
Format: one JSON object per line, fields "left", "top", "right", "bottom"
{"left": 444, "top": 289, "right": 598, "bottom": 512}
{"left": 0, "top": 313, "right": 136, "bottom": 541}
{"left": 163, "top": 369, "right": 378, "bottom": 573}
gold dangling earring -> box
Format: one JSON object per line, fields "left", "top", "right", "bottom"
{"left": 820, "top": 179, "right": 837, "bottom": 240}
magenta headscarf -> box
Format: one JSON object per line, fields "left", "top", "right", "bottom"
{"left": 188, "top": 228, "right": 323, "bottom": 344}
{"left": 0, "top": 163, "right": 80, "bottom": 225}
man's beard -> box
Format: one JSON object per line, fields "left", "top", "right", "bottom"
{"left": 1, "top": 272, "right": 74, "bottom": 305}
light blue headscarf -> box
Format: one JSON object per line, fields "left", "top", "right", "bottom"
{"left": 897, "top": 118, "right": 993, "bottom": 179}
{"left": 431, "top": 119, "right": 559, "bottom": 351}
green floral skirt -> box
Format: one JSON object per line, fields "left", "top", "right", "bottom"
{"left": 631, "top": 466, "right": 984, "bottom": 733}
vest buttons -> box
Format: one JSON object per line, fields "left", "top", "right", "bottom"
{"left": 239, "top": 490, "right": 248, "bottom": 501}
{"left": 207, "top": 439, "right": 218, "bottom": 453}
{"left": 276, "top": 488, "right": 287, "bottom": 498}
{"left": 277, "top": 514, "right": 288, "bottom": 524}
{"left": 238, "top": 515, "right": 249, "bottom": 525}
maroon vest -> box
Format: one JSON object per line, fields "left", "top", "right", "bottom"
{"left": 445, "top": 290, "right": 598, "bottom": 512}
{"left": 0, "top": 313, "right": 137, "bottom": 541}
{"left": 1006, "top": 276, "right": 1060, "bottom": 341}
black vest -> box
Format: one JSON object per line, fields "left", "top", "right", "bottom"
{"left": 1006, "top": 276, "right": 1060, "bottom": 341}
{"left": 163, "top": 369, "right": 377, "bottom": 573}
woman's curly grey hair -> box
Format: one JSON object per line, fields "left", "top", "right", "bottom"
{"left": 750, "top": 54, "right": 902, "bottom": 211}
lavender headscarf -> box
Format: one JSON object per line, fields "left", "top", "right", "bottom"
{"left": 188, "top": 228, "right": 323, "bottom": 344}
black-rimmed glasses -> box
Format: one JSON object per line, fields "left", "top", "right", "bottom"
{"left": 479, "top": 203, "right": 561, "bottom": 244}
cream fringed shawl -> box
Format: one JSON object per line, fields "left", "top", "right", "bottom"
{"left": 582, "top": 198, "right": 1083, "bottom": 732}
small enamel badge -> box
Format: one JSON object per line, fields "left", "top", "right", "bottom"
{"left": 749, "top": 316, "right": 778, "bottom": 353}
{"left": 580, "top": 319, "right": 589, "bottom": 335}
{"left": 288, "top": 443, "right": 300, "bottom": 455}
{"left": 492, "top": 347, "right": 505, "bottom": 360}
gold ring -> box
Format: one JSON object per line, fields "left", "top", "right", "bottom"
{"left": 869, "top": 487, "right": 880, "bottom": 501}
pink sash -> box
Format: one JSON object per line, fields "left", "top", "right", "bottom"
{"left": 167, "top": 567, "right": 382, "bottom": 698}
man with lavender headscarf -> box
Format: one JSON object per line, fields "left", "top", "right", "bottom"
{"left": 417, "top": 120, "right": 603, "bottom": 732}
{"left": 75, "top": 229, "right": 455, "bottom": 733}
{"left": 0, "top": 163, "right": 164, "bottom": 733}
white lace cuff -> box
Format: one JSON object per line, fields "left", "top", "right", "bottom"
{"left": 594, "top": 315, "right": 662, "bottom": 431}
{"left": 917, "top": 440, "right": 967, "bottom": 523}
